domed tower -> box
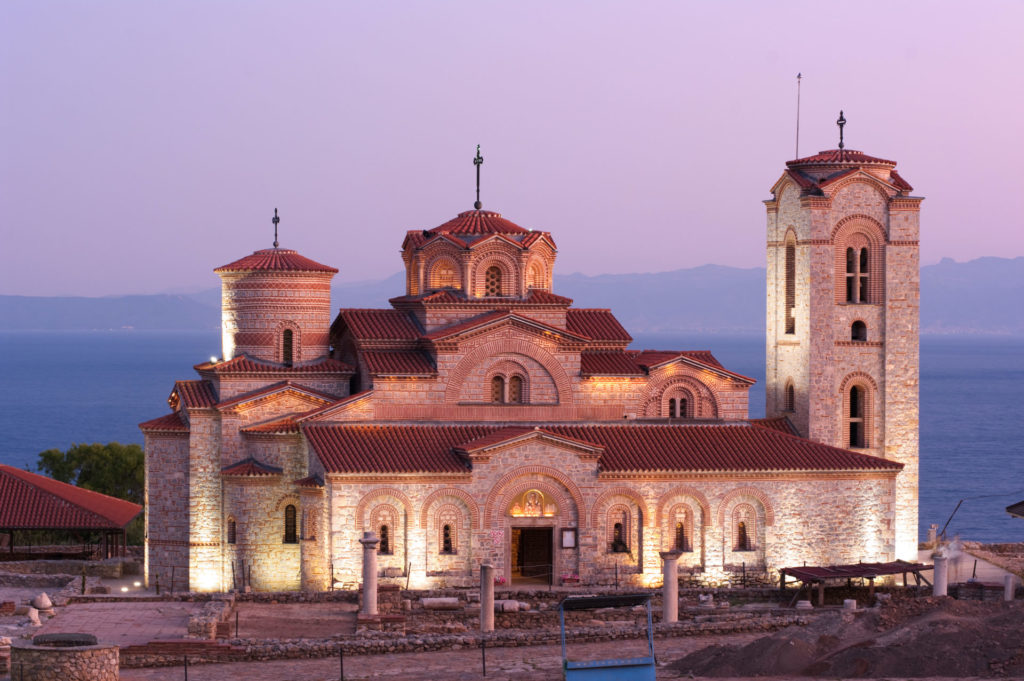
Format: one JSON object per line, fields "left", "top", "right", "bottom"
{"left": 401, "top": 209, "right": 557, "bottom": 299}
{"left": 764, "top": 114, "right": 922, "bottom": 560}
{"left": 214, "top": 221, "right": 338, "bottom": 365}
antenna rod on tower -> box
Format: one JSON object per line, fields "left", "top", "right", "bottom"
{"left": 795, "top": 73, "right": 802, "bottom": 158}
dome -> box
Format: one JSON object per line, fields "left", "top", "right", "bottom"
{"left": 427, "top": 210, "right": 529, "bottom": 236}
{"left": 786, "top": 149, "right": 896, "bottom": 168}
{"left": 214, "top": 248, "right": 338, "bottom": 274}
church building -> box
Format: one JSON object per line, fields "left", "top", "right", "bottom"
{"left": 141, "top": 132, "right": 921, "bottom": 592}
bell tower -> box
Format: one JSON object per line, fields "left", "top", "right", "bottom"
{"left": 764, "top": 114, "right": 923, "bottom": 560}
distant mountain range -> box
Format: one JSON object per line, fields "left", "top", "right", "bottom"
{"left": 2, "top": 257, "right": 1021, "bottom": 336}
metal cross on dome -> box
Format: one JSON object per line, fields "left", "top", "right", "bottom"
{"left": 272, "top": 208, "right": 281, "bottom": 248}
{"left": 473, "top": 145, "right": 483, "bottom": 210}
{"left": 837, "top": 110, "right": 847, "bottom": 150}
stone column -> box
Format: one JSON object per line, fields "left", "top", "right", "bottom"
{"left": 480, "top": 563, "right": 495, "bottom": 632}
{"left": 659, "top": 551, "right": 680, "bottom": 624}
{"left": 932, "top": 554, "right": 948, "bottom": 597}
{"left": 359, "top": 531, "right": 380, "bottom": 617}
{"left": 1005, "top": 574, "right": 1016, "bottom": 602}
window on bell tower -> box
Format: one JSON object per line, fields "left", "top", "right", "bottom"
{"left": 785, "top": 240, "right": 796, "bottom": 334}
{"left": 282, "top": 329, "right": 294, "bottom": 366}
{"left": 846, "top": 247, "right": 870, "bottom": 303}
{"left": 848, "top": 385, "right": 866, "bottom": 448}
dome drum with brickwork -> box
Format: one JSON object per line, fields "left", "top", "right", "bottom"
{"left": 215, "top": 248, "right": 338, "bottom": 364}
{"left": 402, "top": 210, "right": 557, "bottom": 299}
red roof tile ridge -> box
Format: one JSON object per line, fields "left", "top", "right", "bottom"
{"left": 220, "top": 457, "right": 283, "bottom": 476}
{"left": 424, "top": 311, "right": 589, "bottom": 343}
{"left": 427, "top": 209, "right": 530, "bottom": 236}
{"left": 294, "top": 474, "right": 324, "bottom": 487}
{"left": 787, "top": 149, "right": 897, "bottom": 167}
{"left": 215, "top": 381, "right": 340, "bottom": 409}
{"left": 195, "top": 355, "right": 353, "bottom": 374}
{"left": 214, "top": 248, "right": 338, "bottom": 274}
{"left": 240, "top": 415, "right": 303, "bottom": 434}
{"left": 139, "top": 412, "right": 188, "bottom": 432}
{"left": 633, "top": 350, "right": 754, "bottom": 383}
{"left": 296, "top": 390, "right": 375, "bottom": 422}
{"left": 0, "top": 464, "right": 143, "bottom": 528}
{"left": 172, "top": 380, "right": 218, "bottom": 409}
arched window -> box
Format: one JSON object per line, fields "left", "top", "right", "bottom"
{"left": 785, "top": 240, "right": 796, "bottom": 334}
{"left": 736, "top": 521, "right": 750, "bottom": 551}
{"left": 508, "top": 375, "right": 523, "bottom": 404}
{"left": 848, "top": 385, "right": 866, "bottom": 448}
{"left": 668, "top": 398, "right": 676, "bottom": 418}
{"left": 441, "top": 525, "right": 454, "bottom": 554}
{"left": 527, "top": 262, "right": 545, "bottom": 290}
{"left": 430, "top": 260, "right": 460, "bottom": 289}
{"left": 282, "top": 329, "right": 294, "bottom": 366}
{"left": 490, "top": 375, "right": 505, "bottom": 404}
{"left": 784, "top": 381, "right": 795, "bottom": 412}
{"left": 674, "top": 521, "right": 687, "bottom": 552}
{"left": 379, "top": 525, "right": 391, "bottom": 554}
{"left": 846, "top": 247, "right": 871, "bottom": 303}
{"left": 484, "top": 265, "right": 503, "bottom": 296}
{"left": 227, "top": 518, "right": 236, "bottom": 545}
{"left": 283, "top": 505, "right": 297, "bottom": 544}
{"left": 612, "top": 522, "right": 628, "bottom": 552}
{"left": 851, "top": 321, "right": 867, "bottom": 341}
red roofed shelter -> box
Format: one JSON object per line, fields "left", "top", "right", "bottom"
{"left": 0, "top": 465, "right": 142, "bottom": 560}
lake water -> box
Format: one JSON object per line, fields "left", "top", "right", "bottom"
{"left": 1, "top": 330, "right": 1021, "bottom": 544}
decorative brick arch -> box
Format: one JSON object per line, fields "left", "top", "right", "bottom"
{"left": 273, "top": 493, "right": 301, "bottom": 513}
{"left": 274, "top": 320, "right": 301, "bottom": 364}
{"left": 483, "top": 466, "right": 586, "bottom": 528}
{"left": 419, "top": 488, "right": 481, "bottom": 529}
{"left": 471, "top": 251, "right": 519, "bottom": 297}
{"left": 656, "top": 486, "right": 712, "bottom": 527}
{"left": 525, "top": 256, "right": 549, "bottom": 290}
{"left": 839, "top": 370, "right": 879, "bottom": 394}
{"left": 830, "top": 213, "right": 887, "bottom": 243}
{"left": 839, "top": 371, "right": 879, "bottom": 449}
{"left": 495, "top": 479, "right": 574, "bottom": 526}
{"left": 445, "top": 338, "right": 573, "bottom": 406}
{"left": 716, "top": 487, "right": 775, "bottom": 528}
{"left": 827, "top": 176, "right": 894, "bottom": 205}
{"left": 426, "top": 254, "right": 462, "bottom": 290}
{"left": 591, "top": 487, "right": 652, "bottom": 527}
{"left": 355, "top": 488, "right": 412, "bottom": 530}
{"left": 641, "top": 375, "right": 718, "bottom": 419}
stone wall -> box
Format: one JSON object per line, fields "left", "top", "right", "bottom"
{"left": 10, "top": 643, "right": 118, "bottom": 681}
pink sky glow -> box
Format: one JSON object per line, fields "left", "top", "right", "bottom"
{"left": 2, "top": 1, "right": 1022, "bottom": 297}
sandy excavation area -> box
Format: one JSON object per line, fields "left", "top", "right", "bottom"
{"left": 671, "top": 594, "right": 1024, "bottom": 678}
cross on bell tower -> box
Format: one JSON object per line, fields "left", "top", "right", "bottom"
{"left": 837, "top": 110, "right": 847, "bottom": 150}
{"left": 272, "top": 208, "right": 281, "bottom": 248}
{"left": 473, "top": 145, "right": 484, "bottom": 210}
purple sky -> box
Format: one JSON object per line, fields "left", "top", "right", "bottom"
{"left": 3, "top": 1, "right": 1023, "bottom": 297}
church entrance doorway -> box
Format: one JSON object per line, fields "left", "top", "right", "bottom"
{"left": 511, "top": 527, "right": 552, "bottom": 585}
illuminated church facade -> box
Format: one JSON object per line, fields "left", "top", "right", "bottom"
{"left": 141, "top": 139, "right": 921, "bottom": 592}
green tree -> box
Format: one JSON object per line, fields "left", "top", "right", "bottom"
{"left": 37, "top": 442, "right": 144, "bottom": 504}
{"left": 37, "top": 442, "right": 145, "bottom": 544}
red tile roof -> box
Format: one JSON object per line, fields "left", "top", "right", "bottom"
{"left": 565, "top": 309, "right": 632, "bottom": 343}
{"left": 304, "top": 423, "right": 902, "bottom": 474}
{"left": 362, "top": 350, "right": 436, "bottom": 376}
{"left": 390, "top": 288, "right": 571, "bottom": 307}
{"left": 221, "top": 457, "right": 283, "bottom": 476}
{"left": 214, "top": 248, "right": 338, "bottom": 274}
{"left": 787, "top": 149, "right": 896, "bottom": 167}
{"left": 427, "top": 210, "right": 529, "bottom": 236}
{"left": 631, "top": 350, "right": 754, "bottom": 383}
{"left": 305, "top": 424, "right": 478, "bottom": 474}
{"left": 172, "top": 380, "right": 217, "bottom": 409}
{"left": 240, "top": 416, "right": 301, "bottom": 434}
{"left": 294, "top": 474, "right": 324, "bottom": 488}
{"left": 423, "top": 311, "right": 588, "bottom": 343}
{"left": 335, "top": 309, "right": 422, "bottom": 342}
{"left": 215, "top": 381, "right": 339, "bottom": 409}
{"left": 580, "top": 352, "right": 645, "bottom": 376}
{"left": 454, "top": 426, "right": 604, "bottom": 455}
{"left": 0, "top": 465, "right": 143, "bottom": 529}
{"left": 296, "top": 390, "right": 376, "bottom": 422}
{"left": 195, "top": 355, "right": 353, "bottom": 374}
{"left": 523, "top": 289, "right": 573, "bottom": 305}
{"left": 750, "top": 416, "right": 800, "bottom": 436}
{"left": 889, "top": 169, "right": 913, "bottom": 191}
{"left": 139, "top": 412, "right": 188, "bottom": 433}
